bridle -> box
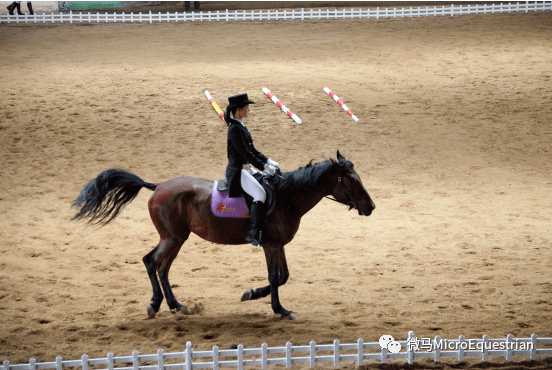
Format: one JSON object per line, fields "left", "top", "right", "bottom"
{"left": 326, "top": 168, "right": 367, "bottom": 211}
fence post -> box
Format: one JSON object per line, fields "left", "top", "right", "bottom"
{"left": 458, "top": 335, "right": 465, "bottom": 362}
{"left": 148, "top": 10, "right": 152, "bottom": 24}
{"left": 434, "top": 336, "right": 441, "bottom": 362}
{"left": 381, "top": 347, "right": 387, "bottom": 364}
{"left": 285, "top": 342, "right": 292, "bottom": 369}
{"left": 333, "top": 339, "right": 340, "bottom": 367}
{"left": 357, "top": 338, "right": 364, "bottom": 366}
{"left": 157, "top": 349, "right": 164, "bottom": 370}
{"left": 3, "top": 360, "right": 9, "bottom": 370}
{"left": 482, "top": 335, "right": 489, "bottom": 362}
{"left": 185, "top": 342, "right": 192, "bottom": 370}
{"left": 29, "top": 358, "right": 36, "bottom": 370}
{"left": 81, "top": 354, "right": 88, "bottom": 370}
{"left": 530, "top": 333, "right": 537, "bottom": 360}
{"left": 309, "top": 341, "right": 316, "bottom": 367}
{"left": 261, "top": 343, "right": 268, "bottom": 370}
{"left": 212, "top": 346, "right": 219, "bottom": 370}
{"left": 237, "top": 344, "right": 244, "bottom": 370}
{"left": 107, "top": 353, "right": 114, "bottom": 370}
{"left": 506, "top": 334, "right": 513, "bottom": 361}
{"left": 407, "top": 331, "right": 415, "bottom": 365}
{"left": 132, "top": 351, "right": 138, "bottom": 370}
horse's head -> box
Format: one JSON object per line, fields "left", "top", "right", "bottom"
{"left": 330, "top": 150, "right": 375, "bottom": 216}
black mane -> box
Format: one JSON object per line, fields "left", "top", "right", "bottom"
{"left": 272, "top": 157, "right": 352, "bottom": 202}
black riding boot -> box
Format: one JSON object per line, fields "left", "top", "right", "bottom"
{"left": 245, "top": 201, "right": 265, "bottom": 247}
{"left": 7, "top": 2, "right": 15, "bottom": 15}
{"left": 14, "top": 2, "right": 23, "bottom": 15}
{"left": 27, "top": 2, "right": 34, "bottom": 15}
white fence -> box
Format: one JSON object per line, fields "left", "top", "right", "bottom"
{"left": 0, "top": 2, "right": 551, "bottom": 24}
{"left": 3, "top": 332, "right": 552, "bottom": 370}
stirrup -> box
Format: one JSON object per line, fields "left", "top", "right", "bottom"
{"left": 246, "top": 232, "right": 263, "bottom": 247}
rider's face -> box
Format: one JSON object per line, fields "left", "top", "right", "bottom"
{"left": 235, "top": 105, "right": 249, "bottom": 119}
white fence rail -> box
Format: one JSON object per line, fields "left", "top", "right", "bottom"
{"left": 1, "top": 2, "right": 551, "bottom": 24}
{"left": 3, "top": 332, "right": 552, "bottom": 370}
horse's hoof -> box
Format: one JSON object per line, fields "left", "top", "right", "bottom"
{"left": 147, "top": 304, "right": 157, "bottom": 319}
{"left": 241, "top": 289, "right": 254, "bottom": 301}
{"left": 171, "top": 305, "right": 191, "bottom": 315}
{"left": 281, "top": 312, "right": 296, "bottom": 320}
{"left": 169, "top": 301, "right": 190, "bottom": 315}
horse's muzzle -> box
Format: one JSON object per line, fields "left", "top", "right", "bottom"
{"left": 358, "top": 202, "right": 375, "bottom": 216}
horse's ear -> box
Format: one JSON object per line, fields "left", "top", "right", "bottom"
{"left": 337, "top": 150, "right": 345, "bottom": 161}
{"left": 330, "top": 157, "right": 341, "bottom": 170}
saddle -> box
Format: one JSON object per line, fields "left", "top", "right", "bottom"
{"left": 211, "top": 174, "right": 277, "bottom": 219}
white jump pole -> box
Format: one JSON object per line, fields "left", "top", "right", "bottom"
{"left": 323, "top": 87, "right": 359, "bottom": 121}
{"left": 262, "top": 87, "right": 302, "bottom": 124}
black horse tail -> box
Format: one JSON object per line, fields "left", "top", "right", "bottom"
{"left": 71, "top": 169, "right": 156, "bottom": 226}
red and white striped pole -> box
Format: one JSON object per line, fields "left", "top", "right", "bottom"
{"left": 262, "top": 87, "right": 302, "bottom": 124}
{"left": 323, "top": 87, "right": 359, "bottom": 122}
{"left": 204, "top": 90, "right": 225, "bottom": 122}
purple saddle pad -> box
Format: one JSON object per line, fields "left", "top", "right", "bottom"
{"left": 211, "top": 181, "right": 250, "bottom": 218}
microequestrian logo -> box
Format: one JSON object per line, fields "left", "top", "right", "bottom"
{"left": 379, "top": 335, "right": 402, "bottom": 354}
{"left": 217, "top": 203, "right": 235, "bottom": 213}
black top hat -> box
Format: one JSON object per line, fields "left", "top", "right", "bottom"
{"left": 227, "top": 93, "right": 255, "bottom": 110}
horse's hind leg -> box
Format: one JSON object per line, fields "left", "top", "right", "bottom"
{"left": 158, "top": 236, "right": 189, "bottom": 313}
{"left": 143, "top": 244, "right": 164, "bottom": 318}
{"left": 143, "top": 235, "right": 188, "bottom": 318}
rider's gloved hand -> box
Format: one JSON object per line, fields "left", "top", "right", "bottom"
{"left": 264, "top": 162, "right": 277, "bottom": 176}
{"left": 267, "top": 158, "right": 279, "bottom": 169}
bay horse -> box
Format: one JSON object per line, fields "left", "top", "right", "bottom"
{"left": 71, "top": 151, "right": 375, "bottom": 320}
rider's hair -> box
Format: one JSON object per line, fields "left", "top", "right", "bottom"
{"left": 224, "top": 104, "right": 248, "bottom": 126}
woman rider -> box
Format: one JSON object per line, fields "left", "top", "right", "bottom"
{"left": 224, "top": 93, "right": 279, "bottom": 247}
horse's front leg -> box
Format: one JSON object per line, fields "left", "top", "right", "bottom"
{"left": 265, "top": 245, "right": 295, "bottom": 319}
{"left": 241, "top": 247, "right": 286, "bottom": 302}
